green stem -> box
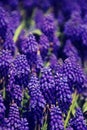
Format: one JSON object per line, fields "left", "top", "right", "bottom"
{"left": 31, "top": 29, "right": 42, "bottom": 35}
{"left": 13, "top": 21, "right": 25, "bottom": 43}
{"left": 3, "top": 86, "right": 6, "bottom": 99}
{"left": 21, "top": 89, "right": 25, "bottom": 108}
{"left": 64, "top": 91, "right": 78, "bottom": 129}
{"left": 45, "top": 62, "right": 50, "bottom": 67}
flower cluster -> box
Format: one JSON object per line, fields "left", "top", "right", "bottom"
{"left": 70, "top": 108, "right": 87, "bottom": 130}
{"left": 48, "top": 106, "right": 64, "bottom": 130}
{"left": 0, "top": 50, "right": 12, "bottom": 80}
{"left": 28, "top": 74, "right": 46, "bottom": 126}
{"left": 55, "top": 73, "right": 72, "bottom": 113}
{"left": 0, "top": 94, "right": 5, "bottom": 121}
{"left": 5, "top": 103, "right": 21, "bottom": 129}
{"left": 9, "top": 54, "right": 30, "bottom": 87}
{"left": 40, "top": 67, "right": 55, "bottom": 105}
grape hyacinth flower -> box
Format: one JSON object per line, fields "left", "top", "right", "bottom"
{"left": 3, "top": 30, "right": 15, "bottom": 55}
{"left": 55, "top": 73, "right": 72, "bottom": 113}
{"left": 0, "top": 7, "right": 8, "bottom": 43}
{"left": 20, "top": 33, "right": 38, "bottom": 66}
{"left": 20, "top": 33, "right": 38, "bottom": 55}
{"left": 5, "top": 103, "right": 21, "bottom": 129}
{"left": 40, "top": 67, "right": 55, "bottom": 105}
{"left": 63, "top": 57, "right": 86, "bottom": 92}
{"left": 70, "top": 108, "right": 87, "bottom": 130}
{"left": 51, "top": 35, "right": 60, "bottom": 56}
{"left": 9, "top": 54, "right": 30, "bottom": 87}
{"left": 47, "top": 106, "right": 64, "bottom": 130}
{"left": 41, "top": 14, "right": 55, "bottom": 42}
{"left": 39, "top": 34, "right": 50, "bottom": 58}
{"left": 64, "top": 11, "right": 82, "bottom": 41}
{"left": 0, "top": 49, "right": 13, "bottom": 80}
{"left": 79, "top": 24, "right": 87, "bottom": 46}
{"left": 28, "top": 73, "right": 40, "bottom": 92}
{"left": 28, "top": 74, "right": 46, "bottom": 126}
{"left": 35, "top": 51, "right": 44, "bottom": 74}
{"left": 57, "top": 11, "right": 64, "bottom": 27}
{"left": 11, "top": 84, "right": 23, "bottom": 106}
{"left": 9, "top": 10, "right": 21, "bottom": 33}
{"left": 34, "top": 9, "right": 44, "bottom": 29}
{"left": 61, "top": 0, "right": 80, "bottom": 18}
{"left": 0, "top": 94, "right": 5, "bottom": 121}
{"left": 16, "top": 30, "right": 26, "bottom": 53}
{"left": 49, "top": 54, "right": 63, "bottom": 74}
{"left": 49, "top": 54, "right": 58, "bottom": 70}
{"left": 63, "top": 39, "right": 79, "bottom": 59}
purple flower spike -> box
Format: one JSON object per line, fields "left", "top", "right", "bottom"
{"left": 9, "top": 54, "right": 30, "bottom": 87}
{"left": 0, "top": 94, "right": 5, "bottom": 121}
{"left": 70, "top": 108, "right": 87, "bottom": 130}
{"left": 55, "top": 73, "right": 72, "bottom": 113}
{"left": 40, "top": 67, "right": 55, "bottom": 104}
{"left": 48, "top": 106, "right": 64, "bottom": 130}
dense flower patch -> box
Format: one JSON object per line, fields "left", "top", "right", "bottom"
{"left": 0, "top": 0, "right": 87, "bottom": 130}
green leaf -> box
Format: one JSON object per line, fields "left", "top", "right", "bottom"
{"left": 64, "top": 91, "right": 78, "bottom": 128}
{"left": 13, "top": 21, "right": 25, "bottom": 42}
{"left": 25, "top": 90, "right": 30, "bottom": 100}
{"left": 41, "top": 121, "right": 47, "bottom": 130}
{"left": 3, "top": 86, "right": 6, "bottom": 99}
{"left": 83, "top": 102, "right": 87, "bottom": 112}
{"left": 72, "top": 101, "right": 78, "bottom": 115}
